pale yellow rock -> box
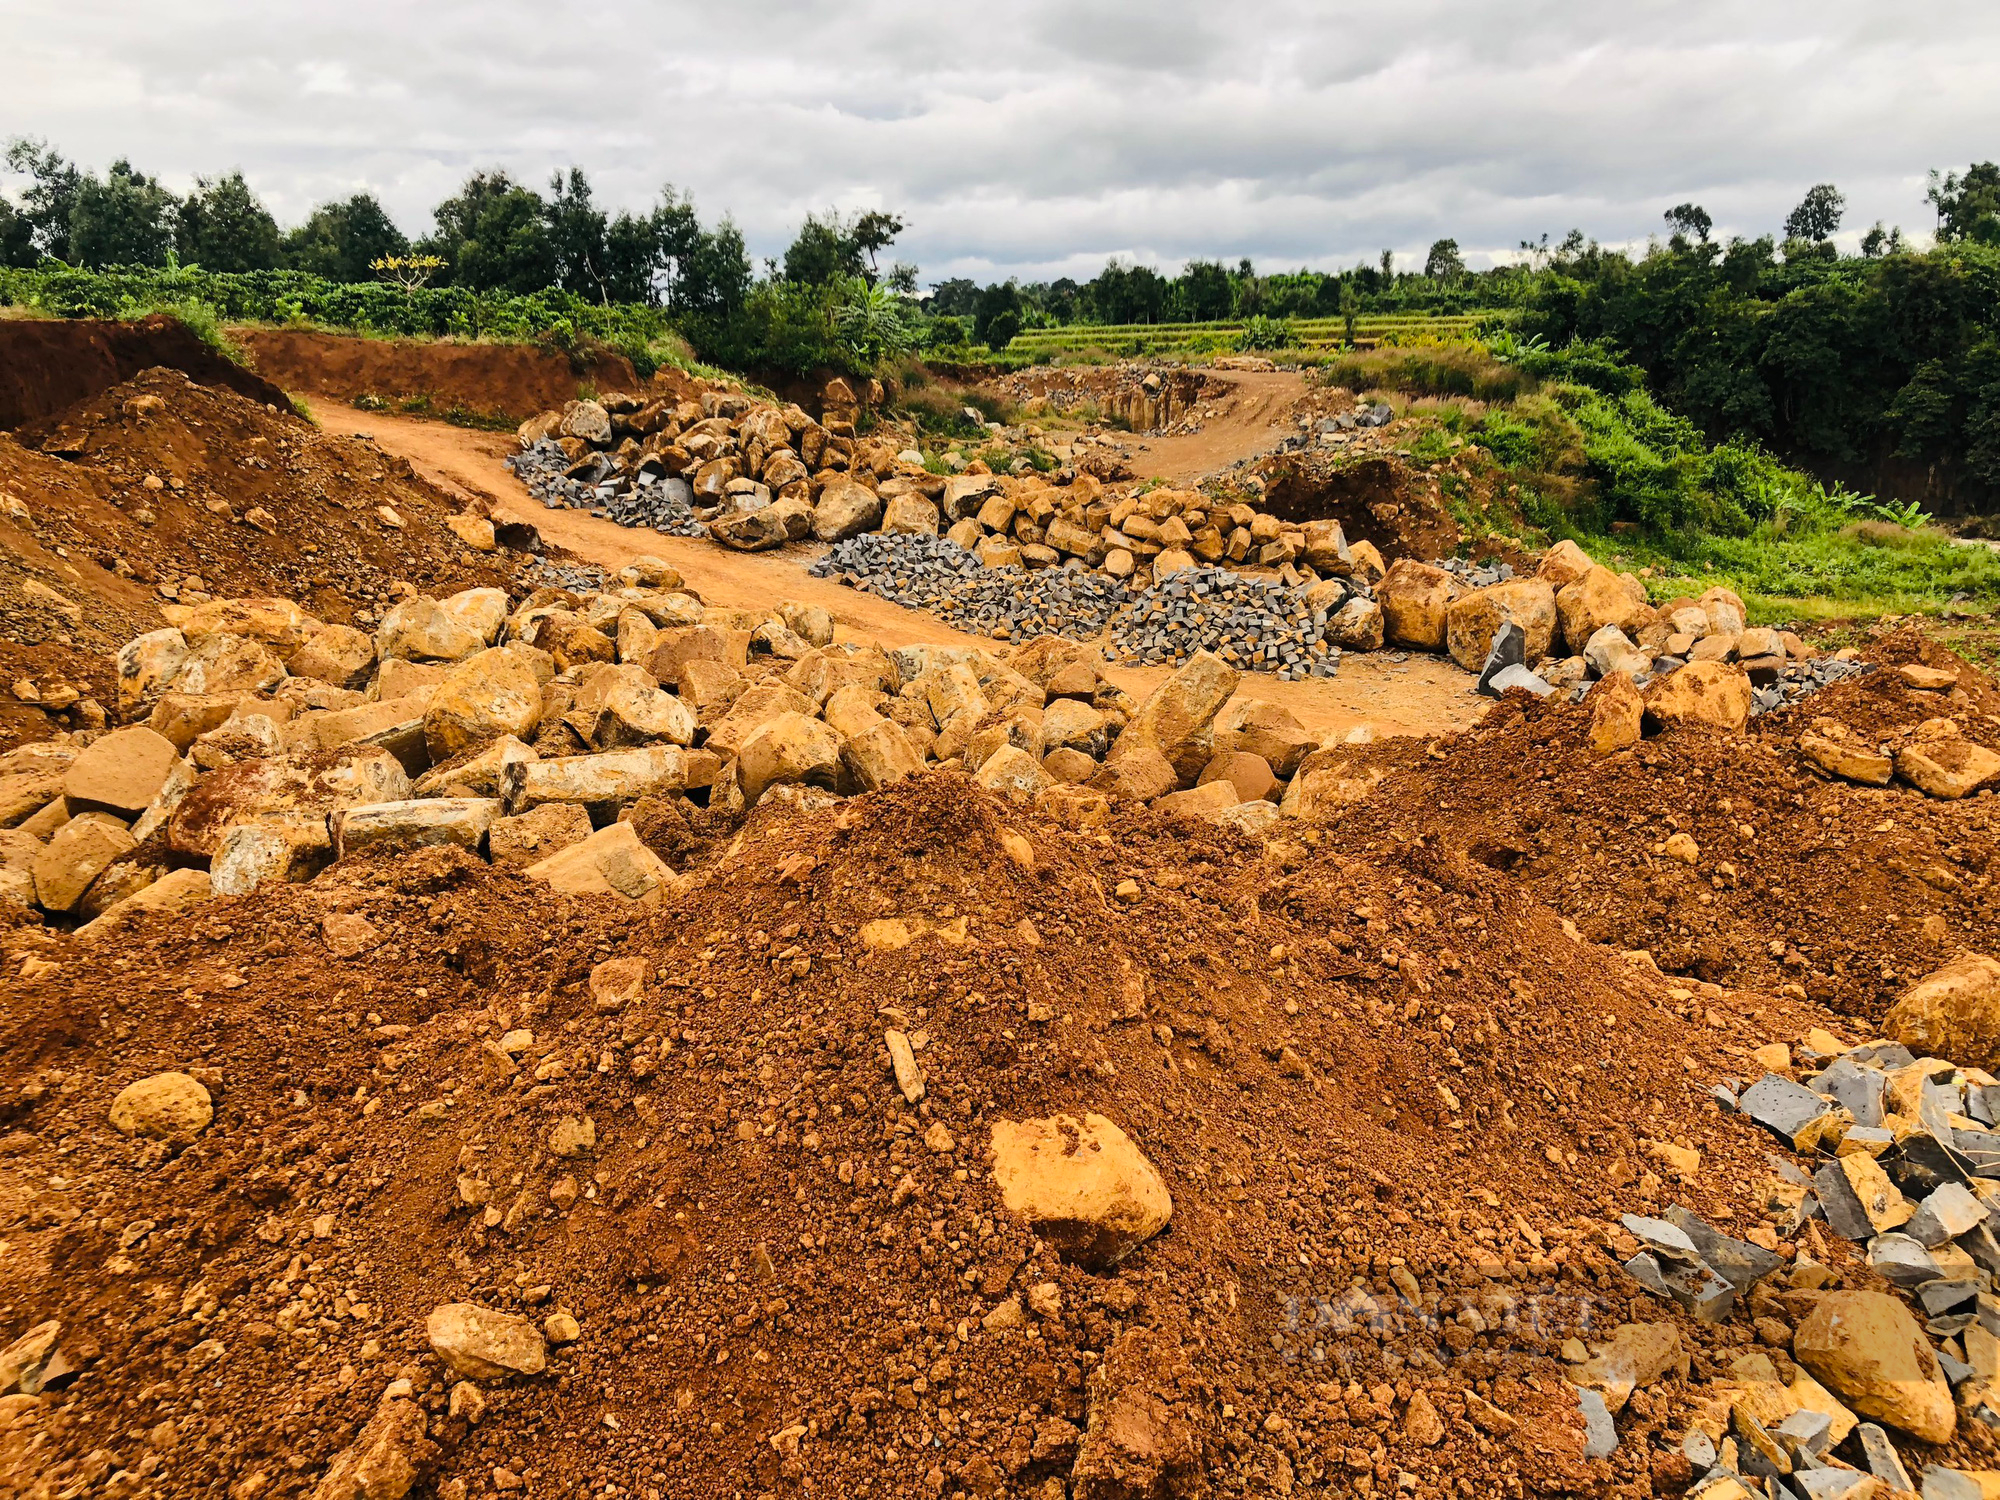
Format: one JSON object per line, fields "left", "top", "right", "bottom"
{"left": 1883, "top": 954, "right": 2000, "bottom": 1071}
{"left": 1444, "top": 578, "right": 1557, "bottom": 671}
{"left": 989, "top": 1112, "right": 1171, "bottom": 1268}
{"left": 1643, "top": 661, "right": 1753, "bottom": 733}
{"left": 1792, "top": 1290, "right": 1955, "bottom": 1443}
{"left": 63, "top": 726, "right": 179, "bottom": 816}
{"left": 424, "top": 1304, "right": 547, "bottom": 1381}
{"left": 523, "top": 821, "right": 677, "bottom": 901}
{"left": 109, "top": 1071, "right": 213, "bottom": 1143}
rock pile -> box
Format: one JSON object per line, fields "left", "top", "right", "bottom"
{"left": 809, "top": 532, "right": 1133, "bottom": 640}
{"left": 2, "top": 577, "right": 1366, "bottom": 927}
{"left": 1636, "top": 966, "right": 2000, "bottom": 1495}
{"left": 506, "top": 390, "right": 1387, "bottom": 599}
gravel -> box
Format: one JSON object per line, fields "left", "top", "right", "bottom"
{"left": 810, "top": 532, "right": 1132, "bottom": 640}
{"left": 507, "top": 440, "right": 706, "bottom": 537}
{"left": 1110, "top": 567, "right": 1341, "bottom": 679}
{"left": 811, "top": 533, "right": 1342, "bottom": 678}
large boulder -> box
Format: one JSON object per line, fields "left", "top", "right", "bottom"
{"left": 34, "top": 814, "right": 136, "bottom": 912}
{"left": 1328, "top": 596, "right": 1385, "bottom": 652}
{"left": 168, "top": 747, "right": 412, "bottom": 860}
{"left": 882, "top": 494, "right": 940, "bottom": 537}
{"left": 1642, "top": 661, "right": 1752, "bottom": 733}
{"left": 1117, "top": 652, "right": 1239, "bottom": 784}
{"left": 63, "top": 725, "right": 179, "bottom": 816}
{"left": 811, "top": 478, "right": 882, "bottom": 541}
{"left": 165, "top": 633, "right": 288, "bottom": 698}
{"left": 116, "top": 628, "right": 191, "bottom": 717}
{"left": 565, "top": 666, "right": 696, "bottom": 750}
{"left": 179, "top": 597, "right": 322, "bottom": 651}
{"left": 1211, "top": 697, "right": 1313, "bottom": 778}
{"left": 288, "top": 625, "right": 377, "bottom": 689}
{"left": 74, "top": 867, "right": 211, "bottom": 941}
{"left": 1377, "top": 560, "right": 1458, "bottom": 651}
{"left": 989, "top": 1113, "right": 1172, "bottom": 1268}
{"left": 1556, "top": 566, "right": 1652, "bottom": 652}
{"left": 1445, "top": 579, "right": 1558, "bottom": 672}
{"left": 438, "top": 588, "right": 508, "bottom": 647}
{"left": 523, "top": 821, "right": 676, "bottom": 900}
{"left": 1585, "top": 672, "right": 1644, "bottom": 758}
{"left": 423, "top": 649, "right": 544, "bottom": 762}
{"left": 706, "top": 684, "right": 820, "bottom": 759}
{"left": 841, "top": 721, "right": 924, "bottom": 792}
{"left": 1883, "top": 955, "right": 2000, "bottom": 1072}
{"left": 709, "top": 505, "right": 790, "bottom": 552}
{"left": 1536, "top": 538, "right": 1593, "bottom": 590}
{"left": 1897, "top": 729, "right": 2000, "bottom": 800}
{"left": 376, "top": 597, "right": 487, "bottom": 663}
{"left": 500, "top": 746, "right": 687, "bottom": 815}
{"left": 331, "top": 798, "right": 502, "bottom": 858}
{"left": 1792, "top": 1291, "right": 1954, "bottom": 1443}
{"left": 737, "top": 713, "right": 842, "bottom": 805}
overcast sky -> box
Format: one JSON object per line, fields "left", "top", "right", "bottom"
{"left": 7, "top": 0, "right": 1998, "bottom": 286}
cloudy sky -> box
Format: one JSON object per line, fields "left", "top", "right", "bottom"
{"left": 7, "top": 0, "right": 1997, "bottom": 285}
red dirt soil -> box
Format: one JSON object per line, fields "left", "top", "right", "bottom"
{"left": 0, "top": 315, "right": 294, "bottom": 432}
{"left": 235, "top": 329, "right": 642, "bottom": 426}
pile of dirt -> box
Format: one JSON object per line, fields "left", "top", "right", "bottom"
{"left": 0, "top": 315, "right": 295, "bottom": 432}
{"left": 1260, "top": 454, "right": 1476, "bottom": 567}
{"left": 3, "top": 772, "right": 1898, "bottom": 1499}
{"left": 1352, "top": 629, "right": 2000, "bottom": 1023}
{"left": 0, "top": 367, "right": 556, "bottom": 750}
{"left": 234, "top": 330, "right": 649, "bottom": 429}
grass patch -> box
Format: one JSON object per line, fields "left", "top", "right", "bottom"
{"left": 1317, "top": 344, "right": 1538, "bottom": 403}
{"left": 351, "top": 391, "right": 518, "bottom": 431}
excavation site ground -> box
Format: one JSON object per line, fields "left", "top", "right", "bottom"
{"left": 5, "top": 321, "right": 2000, "bottom": 1500}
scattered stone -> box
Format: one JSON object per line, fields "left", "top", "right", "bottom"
{"left": 108, "top": 1071, "right": 213, "bottom": 1144}
{"left": 988, "top": 1112, "right": 1171, "bottom": 1267}
{"left": 425, "top": 1304, "right": 549, "bottom": 1381}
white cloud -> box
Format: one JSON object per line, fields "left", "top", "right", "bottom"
{"left": 3, "top": 0, "right": 1995, "bottom": 283}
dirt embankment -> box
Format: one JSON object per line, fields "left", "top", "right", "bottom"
{"left": 0, "top": 315, "right": 295, "bottom": 432}
{"left": 234, "top": 329, "right": 642, "bottom": 426}
{"left": 0, "top": 369, "right": 544, "bottom": 749}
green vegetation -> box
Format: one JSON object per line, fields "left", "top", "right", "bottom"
{"left": 1337, "top": 344, "right": 2000, "bottom": 617}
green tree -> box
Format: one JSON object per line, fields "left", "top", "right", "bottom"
{"left": 282, "top": 194, "right": 409, "bottom": 281}
{"left": 0, "top": 198, "right": 35, "bottom": 267}
{"left": 850, "top": 210, "right": 904, "bottom": 282}
{"left": 1664, "top": 203, "right": 1712, "bottom": 245}
{"left": 421, "top": 171, "right": 555, "bottom": 294}
{"left": 70, "top": 160, "right": 176, "bottom": 268}
{"left": 1172, "top": 260, "right": 1233, "bottom": 321}
{"left": 782, "top": 212, "right": 865, "bottom": 285}
{"left": 4, "top": 138, "right": 82, "bottom": 262}
{"left": 927, "top": 278, "right": 979, "bottom": 317}
{"left": 674, "top": 218, "right": 752, "bottom": 321}
{"left": 176, "top": 170, "right": 281, "bottom": 271}
{"left": 974, "top": 281, "right": 1023, "bottom": 347}
{"left": 1929, "top": 164, "right": 2000, "bottom": 244}
{"left": 1784, "top": 183, "right": 1844, "bottom": 244}
{"left": 545, "top": 167, "right": 611, "bottom": 300}
{"left": 1423, "top": 238, "right": 1465, "bottom": 280}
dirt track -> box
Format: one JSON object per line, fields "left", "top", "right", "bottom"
{"left": 325, "top": 401, "right": 1484, "bottom": 743}
{"left": 1117, "top": 367, "right": 1307, "bottom": 482}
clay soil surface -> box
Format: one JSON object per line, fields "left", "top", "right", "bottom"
{"left": 328, "top": 402, "right": 1481, "bottom": 744}
{"left": 1115, "top": 369, "right": 1309, "bottom": 484}
{"left": 236, "top": 330, "right": 644, "bottom": 428}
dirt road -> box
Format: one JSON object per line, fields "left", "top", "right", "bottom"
{"left": 1119, "top": 368, "right": 1307, "bottom": 483}
{"left": 325, "top": 402, "right": 1481, "bottom": 742}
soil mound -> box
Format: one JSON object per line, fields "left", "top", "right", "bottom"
{"left": 4, "top": 366, "right": 529, "bottom": 622}
{"left": 0, "top": 773, "right": 1853, "bottom": 1498}
{"left": 235, "top": 330, "right": 643, "bottom": 428}
{"left": 1260, "top": 455, "right": 1467, "bottom": 564}
{"left": 0, "top": 367, "right": 554, "bottom": 750}
{"left": 0, "top": 314, "right": 294, "bottom": 432}
{"left": 1354, "top": 630, "right": 2000, "bottom": 1021}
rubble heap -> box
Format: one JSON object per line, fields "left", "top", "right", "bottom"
{"left": 3, "top": 565, "right": 1412, "bottom": 930}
